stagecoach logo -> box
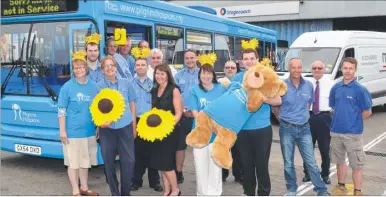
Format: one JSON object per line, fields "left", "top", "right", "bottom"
{"left": 12, "top": 104, "right": 40, "bottom": 123}
{"left": 77, "top": 93, "right": 91, "bottom": 102}
{"left": 220, "top": 8, "right": 226, "bottom": 15}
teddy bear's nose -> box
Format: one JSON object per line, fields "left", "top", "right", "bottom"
{"left": 254, "top": 72, "right": 260, "bottom": 78}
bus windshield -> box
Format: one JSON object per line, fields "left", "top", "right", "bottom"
{"left": 1, "top": 21, "right": 96, "bottom": 99}
{"left": 279, "top": 47, "right": 341, "bottom": 73}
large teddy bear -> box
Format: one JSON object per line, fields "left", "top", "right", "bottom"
{"left": 186, "top": 64, "right": 287, "bottom": 169}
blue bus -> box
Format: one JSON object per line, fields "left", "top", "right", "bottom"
{"left": 1, "top": 0, "right": 277, "bottom": 164}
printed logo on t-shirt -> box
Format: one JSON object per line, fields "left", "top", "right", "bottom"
{"left": 232, "top": 89, "right": 247, "bottom": 104}
{"left": 199, "top": 98, "right": 211, "bottom": 108}
{"left": 77, "top": 92, "right": 91, "bottom": 102}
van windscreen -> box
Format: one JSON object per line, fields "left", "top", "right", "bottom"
{"left": 280, "top": 47, "right": 341, "bottom": 73}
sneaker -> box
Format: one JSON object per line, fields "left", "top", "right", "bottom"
{"left": 354, "top": 190, "right": 363, "bottom": 196}
{"left": 176, "top": 171, "right": 184, "bottom": 184}
{"left": 317, "top": 191, "right": 331, "bottom": 196}
{"left": 302, "top": 174, "right": 311, "bottom": 182}
{"left": 130, "top": 184, "right": 142, "bottom": 191}
{"left": 331, "top": 185, "right": 348, "bottom": 196}
{"left": 322, "top": 177, "right": 331, "bottom": 184}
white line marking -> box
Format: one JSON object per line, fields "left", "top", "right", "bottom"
{"left": 293, "top": 130, "right": 386, "bottom": 196}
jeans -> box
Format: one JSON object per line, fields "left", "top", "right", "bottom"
{"left": 279, "top": 120, "right": 327, "bottom": 194}
{"left": 99, "top": 124, "right": 135, "bottom": 196}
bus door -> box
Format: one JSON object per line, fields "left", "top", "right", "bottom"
{"left": 68, "top": 23, "right": 97, "bottom": 74}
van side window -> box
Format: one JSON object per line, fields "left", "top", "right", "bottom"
{"left": 336, "top": 48, "right": 355, "bottom": 79}
{"left": 344, "top": 48, "right": 355, "bottom": 58}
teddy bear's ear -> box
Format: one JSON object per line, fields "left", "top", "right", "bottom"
{"left": 246, "top": 70, "right": 264, "bottom": 89}
{"left": 278, "top": 81, "right": 288, "bottom": 96}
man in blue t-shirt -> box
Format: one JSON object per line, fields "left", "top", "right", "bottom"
{"left": 232, "top": 49, "right": 282, "bottom": 196}
{"left": 329, "top": 57, "right": 372, "bottom": 196}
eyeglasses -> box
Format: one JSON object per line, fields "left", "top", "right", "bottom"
{"left": 103, "top": 63, "right": 116, "bottom": 69}
{"left": 225, "top": 67, "right": 236, "bottom": 70}
{"left": 312, "top": 67, "right": 324, "bottom": 70}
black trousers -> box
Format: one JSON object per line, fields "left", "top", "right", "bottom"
{"left": 132, "top": 117, "right": 160, "bottom": 187}
{"left": 303, "top": 112, "right": 332, "bottom": 178}
{"left": 99, "top": 124, "right": 135, "bottom": 196}
{"left": 222, "top": 138, "right": 243, "bottom": 180}
{"left": 238, "top": 126, "right": 272, "bottom": 196}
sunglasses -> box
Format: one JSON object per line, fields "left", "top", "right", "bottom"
{"left": 225, "top": 67, "right": 236, "bottom": 70}
{"left": 312, "top": 67, "right": 324, "bottom": 70}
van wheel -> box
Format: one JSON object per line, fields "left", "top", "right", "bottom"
{"left": 384, "top": 104, "right": 386, "bottom": 111}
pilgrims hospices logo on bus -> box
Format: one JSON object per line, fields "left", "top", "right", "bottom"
{"left": 219, "top": 7, "right": 251, "bottom": 17}
{"left": 12, "top": 104, "right": 40, "bottom": 123}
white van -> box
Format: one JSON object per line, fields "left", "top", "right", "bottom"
{"left": 278, "top": 31, "right": 386, "bottom": 108}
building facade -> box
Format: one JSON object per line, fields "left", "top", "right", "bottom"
{"left": 170, "top": 1, "right": 386, "bottom": 46}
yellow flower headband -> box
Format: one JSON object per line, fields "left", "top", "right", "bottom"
{"left": 85, "top": 33, "right": 102, "bottom": 45}
{"left": 259, "top": 57, "right": 275, "bottom": 70}
{"left": 71, "top": 50, "right": 87, "bottom": 62}
{"left": 131, "top": 47, "right": 151, "bottom": 59}
{"left": 241, "top": 38, "right": 259, "bottom": 50}
{"left": 197, "top": 52, "right": 217, "bottom": 67}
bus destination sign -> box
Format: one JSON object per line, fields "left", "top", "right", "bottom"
{"left": 1, "top": 0, "right": 77, "bottom": 17}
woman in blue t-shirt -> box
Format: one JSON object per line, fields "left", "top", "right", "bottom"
{"left": 188, "top": 64, "right": 226, "bottom": 195}
{"left": 58, "top": 50, "right": 99, "bottom": 196}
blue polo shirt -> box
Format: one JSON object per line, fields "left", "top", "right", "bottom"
{"left": 88, "top": 61, "right": 104, "bottom": 83}
{"left": 232, "top": 71, "right": 271, "bottom": 130}
{"left": 122, "top": 54, "right": 136, "bottom": 76}
{"left": 96, "top": 76, "right": 137, "bottom": 129}
{"left": 174, "top": 66, "right": 200, "bottom": 107}
{"left": 188, "top": 83, "right": 227, "bottom": 143}
{"left": 203, "top": 82, "right": 253, "bottom": 133}
{"left": 132, "top": 76, "right": 153, "bottom": 117}
{"left": 329, "top": 80, "right": 372, "bottom": 134}
{"left": 113, "top": 53, "right": 133, "bottom": 81}
{"left": 280, "top": 77, "right": 314, "bottom": 125}
{"left": 58, "top": 78, "right": 98, "bottom": 138}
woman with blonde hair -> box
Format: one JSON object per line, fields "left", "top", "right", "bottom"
{"left": 58, "top": 50, "right": 99, "bottom": 196}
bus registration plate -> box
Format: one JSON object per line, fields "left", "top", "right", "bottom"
{"left": 14, "top": 144, "right": 41, "bottom": 155}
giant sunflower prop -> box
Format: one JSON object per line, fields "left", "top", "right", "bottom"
{"left": 90, "top": 88, "right": 125, "bottom": 126}
{"left": 137, "top": 108, "right": 175, "bottom": 142}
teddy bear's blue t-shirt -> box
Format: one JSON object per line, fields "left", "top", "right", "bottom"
{"left": 203, "top": 82, "right": 253, "bottom": 133}
{"left": 188, "top": 83, "right": 227, "bottom": 143}
{"left": 232, "top": 71, "right": 271, "bottom": 130}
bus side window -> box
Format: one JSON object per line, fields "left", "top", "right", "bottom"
{"left": 104, "top": 21, "right": 152, "bottom": 54}
{"left": 156, "top": 25, "right": 183, "bottom": 66}
{"left": 336, "top": 48, "right": 355, "bottom": 79}
{"left": 258, "top": 40, "right": 264, "bottom": 59}
{"left": 214, "top": 34, "right": 233, "bottom": 73}
{"left": 235, "top": 37, "right": 249, "bottom": 69}
{"left": 185, "top": 30, "right": 213, "bottom": 64}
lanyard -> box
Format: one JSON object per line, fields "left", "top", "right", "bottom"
{"left": 135, "top": 78, "right": 152, "bottom": 93}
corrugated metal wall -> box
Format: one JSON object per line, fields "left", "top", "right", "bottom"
{"left": 251, "top": 19, "right": 333, "bottom": 46}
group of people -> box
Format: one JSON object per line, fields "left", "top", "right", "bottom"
{"left": 57, "top": 32, "right": 372, "bottom": 196}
